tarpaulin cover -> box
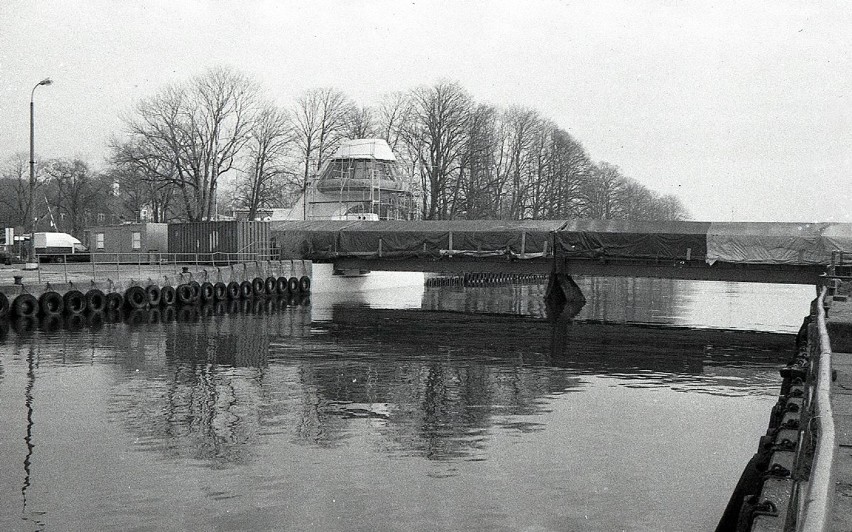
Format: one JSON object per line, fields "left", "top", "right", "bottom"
{"left": 821, "top": 224, "right": 852, "bottom": 259}
{"left": 705, "top": 222, "right": 832, "bottom": 265}
{"left": 555, "top": 219, "right": 711, "bottom": 260}
{"left": 271, "top": 220, "right": 565, "bottom": 260}
{"left": 336, "top": 220, "right": 565, "bottom": 259}
{"left": 270, "top": 220, "right": 358, "bottom": 259}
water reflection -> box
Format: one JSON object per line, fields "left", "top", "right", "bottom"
{"left": 0, "top": 280, "right": 805, "bottom": 531}
{"left": 4, "top": 299, "right": 779, "bottom": 473}
{"left": 422, "top": 276, "right": 814, "bottom": 333}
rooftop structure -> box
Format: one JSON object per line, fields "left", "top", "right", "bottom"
{"left": 273, "top": 139, "right": 416, "bottom": 221}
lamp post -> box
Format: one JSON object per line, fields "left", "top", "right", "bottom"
{"left": 27, "top": 78, "right": 52, "bottom": 268}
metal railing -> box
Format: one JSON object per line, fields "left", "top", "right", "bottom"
{"left": 797, "top": 285, "right": 836, "bottom": 531}
{"left": 29, "top": 250, "right": 282, "bottom": 285}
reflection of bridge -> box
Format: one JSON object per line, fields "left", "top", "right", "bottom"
{"left": 273, "top": 219, "right": 852, "bottom": 286}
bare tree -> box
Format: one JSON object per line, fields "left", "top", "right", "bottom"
{"left": 119, "top": 66, "right": 259, "bottom": 221}
{"left": 238, "top": 103, "right": 293, "bottom": 220}
{"left": 292, "top": 88, "right": 353, "bottom": 214}
{"left": 344, "top": 105, "right": 377, "bottom": 139}
{"left": 104, "top": 149, "right": 175, "bottom": 223}
{"left": 376, "top": 92, "right": 412, "bottom": 154}
{"left": 403, "top": 81, "right": 472, "bottom": 219}
{"left": 0, "top": 153, "right": 42, "bottom": 229}
{"left": 43, "top": 158, "right": 109, "bottom": 237}
{"left": 581, "top": 162, "right": 624, "bottom": 219}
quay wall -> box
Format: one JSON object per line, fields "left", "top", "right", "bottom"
{"left": 0, "top": 260, "right": 311, "bottom": 321}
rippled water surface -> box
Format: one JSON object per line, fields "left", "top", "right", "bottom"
{"left": 0, "top": 275, "right": 814, "bottom": 531}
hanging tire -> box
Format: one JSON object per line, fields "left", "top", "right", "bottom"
{"left": 0, "top": 292, "right": 9, "bottom": 319}
{"left": 86, "top": 289, "right": 106, "bottom": 313}
{"left": 252, "top": 277, "right": 265, "bottom": 297}
{"left": 264, "top": 276, "right": 277, "bottom": 295}
{"left": 298, "top": 276, "right": 311, "bottom": 293}
{"left": 63, "top": 290, "right": 86, "bottom": 315}
{"left": 226, "top": 281, "right": 240, "bottom": 300}
{"left": 105, "top": 292, "right": 124, "bottom": 311}
{"left": 39, "top": 291, "right": 64, "bottom": 316}
{"left": 160, "top": 285, "right": 176, "bottom": 306}
{"left": 200, "top": 282, "right": 215, "bottom": 302}
{"left": 124, "top": 286, "right": 148, "bottom": 310}
{"left": 288, "top": 277, "right": 299, "bottom": 294}
{"left": 276, "top": 276, "right": 288, "bottom": 295}
{"left": 213, "top": 282, "right": 227, "bottom": 301}
{"left": 239, "top": 280, "right": 253, "bottom": 299}
{"left": 189, "top": 281, "right": 201, "bottom": 302}
{"left": 176, "top": 284, "right": 194, "bottom": 305}
{"left": 146, "top": 285, "right": 162, "bottom": 307}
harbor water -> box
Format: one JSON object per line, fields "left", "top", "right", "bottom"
{"left": 0, "top": 273, "right": 814, "bottom": 531}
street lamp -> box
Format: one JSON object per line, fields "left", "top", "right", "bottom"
{"left": 27, "top": 77, "right": 52, "bottom": 268}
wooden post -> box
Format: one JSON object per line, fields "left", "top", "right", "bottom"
{"left": 520, "top": 232, "right": 526, "bottom": 259}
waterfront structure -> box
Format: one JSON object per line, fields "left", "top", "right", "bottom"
{"left": 273, "top": 138, "right": 416, "bottom": 222}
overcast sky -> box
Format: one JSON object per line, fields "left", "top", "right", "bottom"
{"left": 1, "top": 0, "right": 849, "bottom": 222}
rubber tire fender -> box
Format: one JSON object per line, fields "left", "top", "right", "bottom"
{"left": 105, "top": 292, "right": 124, "bottom": 311}
{"left": 160, "top": 286, "right": 176, "bottom": 307}
{"left": 213, "top": 282, "right": 227, "bottom": 301}
{"left": 226, "top": 281, "right": 240, "bottom": 300}
{"left": 176, "top": 284, "right": 194, "bottom": 305}
{"left": 189, "top": 281, "right": 201, "bottom": 303}
{"left": 239, "top": 280, "right": 253, "bottom": 299}
{"left": 298, "top": 276, "right": 311, "bottom": 293}
{"left": 200, "top": 282, "right": 215, "bottom": 302}
{"left": 39, "top": 291, "right": 64, "bottom": 316}
{"left": 145, "top": 285, "right": 162, "bottom": 307}
{"left": 288, "top": 277, "right": 299, "bottom": 294}
{"left": 251, "top": 277, "right": 265, "bottom": 298}
{"left": 264, "top": 276, "right": 277, "bottom": 295}
{"left": 276, "top": 276, "right": 288, "bottom": 295}
{"left": 124, "top": 286, "right": 148, "bottom": 310}
{"left": 86, "top": 289, "right": 107, "bottom": 313}
{"left": 63, "top": 290, "right": 86, "bottom": 315}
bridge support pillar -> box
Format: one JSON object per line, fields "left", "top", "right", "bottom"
{"left": 545, "top": 272, "right": 586, "bottom": 321}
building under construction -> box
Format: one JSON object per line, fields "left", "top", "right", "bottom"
{"left": 274, "top": 138, "right": 417, "bottom": 221}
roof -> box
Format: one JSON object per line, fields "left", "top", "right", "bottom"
{"left": 331, "top": 139, "right": 397, "bottom": 161}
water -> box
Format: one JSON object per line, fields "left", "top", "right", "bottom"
{"left": 0, "top": 276, "right": 815, "bottom": 531}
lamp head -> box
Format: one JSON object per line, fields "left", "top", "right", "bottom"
{"left": 38, "top": 78, "right": 53, "bottom": 86}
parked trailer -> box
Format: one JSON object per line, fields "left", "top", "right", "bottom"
{"left": 33, "top": 232, "right": 90, "bottom": 263}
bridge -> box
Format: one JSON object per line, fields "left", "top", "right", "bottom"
{"left": 271, "top": 219, "right": 852, "bottom": 285}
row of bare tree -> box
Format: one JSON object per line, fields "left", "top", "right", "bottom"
{"left": 0, "top": 67, "right": 687, "bottom": 237}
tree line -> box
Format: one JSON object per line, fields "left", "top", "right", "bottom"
{"left": 0, "top": 67, "right": 687, "bottom": 238}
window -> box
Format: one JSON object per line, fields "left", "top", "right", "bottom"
{"left": 132, "top": 232, "right": 141, "bottom": 250}
{"left": 96, "top": 233, "right": 104, "bottom": 250}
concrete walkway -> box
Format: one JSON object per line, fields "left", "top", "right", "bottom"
{"left": 823, "top": 296, "right": 852, "bottom": 530}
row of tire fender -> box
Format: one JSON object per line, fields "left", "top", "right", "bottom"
{"left": 1, "top": 294, "right": 312, "bottom": 336}
{"left": 0, "top": 275, "right": 310, "bottom": 318}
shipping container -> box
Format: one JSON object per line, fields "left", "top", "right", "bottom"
{"left": 168, "top": 221, "right": 271, "bottom": 263}
{"left": 87, "top": 223, "right": 169, "bottom": 264}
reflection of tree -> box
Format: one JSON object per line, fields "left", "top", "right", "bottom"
{"left": 12, "top": 298, "right": 791, "bottom": 470}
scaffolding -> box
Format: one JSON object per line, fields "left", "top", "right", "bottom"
{"left": 307, "top": 139, "right": 416, "bottom": 221}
